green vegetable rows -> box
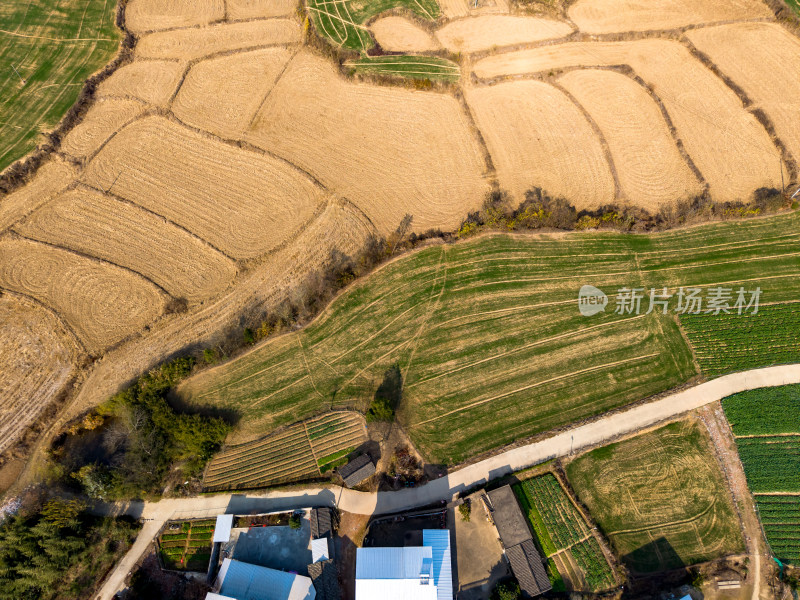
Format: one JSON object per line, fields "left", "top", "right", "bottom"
{"left": 680, "top": 304, "right": 800, "bottom": 378}
{"left": 723, "top": 386, "right": 800, "bottom": 564}
{"left": 515, "top": 475, "right": 615, "bottom": 591}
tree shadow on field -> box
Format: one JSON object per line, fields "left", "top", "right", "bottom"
{"left": 623, "top": 536, "right": 686, "bottom": 575}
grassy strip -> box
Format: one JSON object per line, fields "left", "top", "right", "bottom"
{"left": 347, "top": 56, "right": 460, "bottom": 82}
{"left": 307, "top": 0, "right": 439, "bottom": 52}
{"left": 317, "top": 446, "right": 355, "bottom": 467}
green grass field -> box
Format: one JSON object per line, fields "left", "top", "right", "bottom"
{"left": 722, "top": 385, "right": 800, "bottom": 564}
{"left": 178, "top": 213, "right": 800, "bottom": 464}
{"left": 566, "top": 420, "right": 744, "bottom": 573}
{"left": 307, "top": 0, "right": 439, "bottom": 52}
{"left": 347, "top": 56, "right": 460, "bottom": 82}
{"left": 514, "top": 474, "right": 616, "bottom": 591}
{"left": 0, "top": 0, "right": 121, "bottom": 172}
{"left": 786, "top": 0, "right": 800, "bottom": 16}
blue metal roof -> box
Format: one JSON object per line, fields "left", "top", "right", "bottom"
{"left": 355, "top": 547, "right": 433, "bottom": 580}
{"left": 219, "top": 559, "right": 314, "bottom": 600}
{"left": 423, "top": 530, "right": 453, "bottom": 600}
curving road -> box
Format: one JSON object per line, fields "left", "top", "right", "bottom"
{"left": 95, "top": 364, "right": 800, "bottom": 600}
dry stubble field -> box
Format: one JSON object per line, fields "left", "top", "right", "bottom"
{"left": 2, "top": 0, "right": 800, "bottom": 475}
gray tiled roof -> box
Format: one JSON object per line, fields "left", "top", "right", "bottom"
{"left": 311, "top": 507, "right": 334, "bottom": 540}
{"left": 339, "top": 455, "right": 375, "bottom": 488}
{"left": 486, "top": 485, "right": 532, "bottom": 548}
{"left": 308, "top": 559, "right": 341, "bottom": 600}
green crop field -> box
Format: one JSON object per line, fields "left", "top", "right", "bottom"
{"left": 0, "top": 0, "right": 121, "bottom": 172}
{"left": 566, "top": 420, "right": 744, "bottom": 573}
{"left": 178, "top": 213, "right": 800, "bottom": 465}
{"left": 203, "top": 411, "right": 366, "bottom": 491}
{"left": 347, "top": 56, "right": 460, "bottom": 82}
{"left": 680, "top": 304, "right": 800, "bottom": 377}
{"left": 307, "top": 0, "right": 439, "bottom": 52}
{"left": 722, "top": 385, "right": 800, "bottom": 564}
{"left": 158, "top": 519, "right": 215, "bottom": 572}
{"left": 514, "top": 474, "right": 616, "bottom": 591}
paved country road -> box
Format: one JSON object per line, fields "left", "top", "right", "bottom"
{"left": 95, "top": 364, "right": 800, "bottom": 600}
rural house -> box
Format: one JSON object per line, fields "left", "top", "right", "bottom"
{"left": 338, "top": 454, "right": 376, "bottom": 488}
{"left": 355, "top": 530, "right": 453, "bottom": 600}
{"left": 486, "top": 486, "right": 552, "bottom": 597}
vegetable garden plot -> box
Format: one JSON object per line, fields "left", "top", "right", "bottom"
{"left": 723, "top": 386, "right": 800, "bottom": 563}
{"left": 203, "top": 412, "right": 366, "bottom": 490}
{"left": 515, "top": 474, "right": 616, "bottom": 591}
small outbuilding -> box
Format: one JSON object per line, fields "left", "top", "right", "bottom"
{"left": 338, "top": 454, "right": 376, "bottom": 488}
{"left": 486, "top": 485, "right": 552, "bottom": 597}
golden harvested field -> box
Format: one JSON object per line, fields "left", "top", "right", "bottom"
{"left": 687, "top": 22, "right": 800, "bottom": 169}
{"left": 172, "top": 48, "right": 294, "bottom": 138}
{"left": 0, "top": 294, "right": 78, "bottom": 455}
{"left": 0, "top": 160, "right": 76, "bottom": 233}
{"left": 125, "top": 0, "right": 225, "bottom": 33}
{"left": 97, "top": 60, "right": 186, "bottom": 107}
{"left": 64, "top": 198, "right": 375, "bottom": 428}
{"left": 135, "top": 20, "right": 301, "bottom": 61}
{"left": 247, "top": 51, "right": 489, "bottom": 233}
{"left": 466, "top": 81, "right": 615, "bottom": 206}
{"left": 567, "top": 0, "right": 772, "bottom": 34}
{"left": 473, "top": 40, "right": 784, "bottom": 202}
{"left": 228, "top": 0, "right": 298, "bottom": 19}
{"left": 0, "top": 237, "right": 165, "bottom": 353}
{"left": 3, "top": 0, "right": 800, "bottom": 476}
{"left": 435, "top": 16, "right": 572, "bottom": 53}
{"left": 60, "top": 99, "right": 147, "bottom": 161}
{"left": 558, "top": 69, "right": 702, "bottom": 208}
{"left": 15, "top": 188, "right": 237, "bottom": 302}
{"left": 370, "top": 16, "right": 440, "bottom": 52}
{"left": 82, "top": 116, "right": 326, "bottom": 259}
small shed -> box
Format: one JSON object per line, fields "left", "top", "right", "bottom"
{"left": 308, "top": 559, "right": 341, "bottom": 600}
{"left": 486, "top": 485, "right": 552, "bottom": 597}
{"left": 213, "top": 514, "right": 234, "bottom": 543}
{"left": 338, "top": 454, "right": 376, "bottom": 488}
{"left": 311, "top": 537, "right": 330, "bottom": 563}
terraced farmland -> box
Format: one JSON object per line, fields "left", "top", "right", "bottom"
{"left": 515, "top": 474, "right": 615, "bottom": 592}
{"left": 347, "top": 56, "right": 460, "bottom": 82}
{"left": 0, "top": 0, "right": 121, "bottom": 172}
{"left": 566, "top": 419, "right": 744, "bottom": 573}
{"left": 179, "top": 213, "right": 800, "bottom": 463}
{"left": 722, "top": 385, "right": 800, "bottom": 564}
{"left": 203, "top": 412, "right": 366, "bottom": 491}
{"left": 307, "top": 0, "right": 439, "bottom": 52}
